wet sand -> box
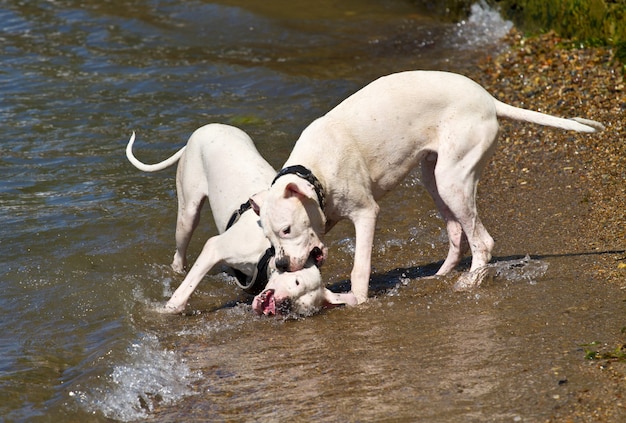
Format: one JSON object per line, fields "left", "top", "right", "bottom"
{"left": 470, "top": 30, "right": 626, "bottom": 421}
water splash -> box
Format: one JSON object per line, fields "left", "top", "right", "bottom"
{"left": 455, "top": 0, "right": 513, "bottom": 49}
{"left": 74, "top": 333, "right": 201, "bottom": 421}
{"left": 489, "top": 255, "right": 549, "bottom": 285}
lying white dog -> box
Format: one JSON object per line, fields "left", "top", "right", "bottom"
{"left": 252, "top": 263, "right": 357, "bottom": 316}
{"left": 250, "top": 70, "right": 604, "bottom": 304}
{"left": 253, "top": 261, "right": 357, "bottom": 316}
{"left": 126, "top": 123, "right": 356, "bottom": 314}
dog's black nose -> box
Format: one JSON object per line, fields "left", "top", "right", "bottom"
{"left": 275, "top": 255, "right": 290, "bottom": 272}
{"left": 276, "top": 298, "right": 292, "bottom": 315}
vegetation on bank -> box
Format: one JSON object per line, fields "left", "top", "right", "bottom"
{"left": 495, "top": 0, "right": 626, "bottom": 65}
{"left": 411, "top": 0, "right": 626, "bottom": 65}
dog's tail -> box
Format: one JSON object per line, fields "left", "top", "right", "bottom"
{"left": 494, "top": 99, "right": 605, "bottom": 133}
{"left": 125, "top": 131, "right": 186, "bottom": 172}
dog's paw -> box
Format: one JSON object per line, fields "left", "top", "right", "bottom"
{"left": 154, "top": 302, "right": 185, "bottom": 314}
{"left": 453, "top": 266, "right": 490, "bottom": 292}
{"left": 351, "top": 291, "right": 368, "bottom": 305}
{"left": 170, "top": 254, "right": 187, "bottom": 274}
{"left": 170, "top": 264, "right": 186, "bottom": 274}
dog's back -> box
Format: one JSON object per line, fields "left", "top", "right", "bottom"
{"left": 181, "top": 124, "right": 276, "bottom": 231}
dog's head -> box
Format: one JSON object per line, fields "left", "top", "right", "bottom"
{"left": 252, "top": 263, "right": 356, "bottom": 317}
{"left": 251, "top": 175, "right": 326, "bottom": 272}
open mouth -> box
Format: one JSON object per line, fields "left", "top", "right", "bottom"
{"left": 254, "top": 289, "right": 276, "bottom": 316}
{"left": 253, "top": 289, "right": 293, "bottom": 316}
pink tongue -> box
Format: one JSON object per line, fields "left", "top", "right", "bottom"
{"left": 262, "top": 291, "right": 276, "bottom": 316}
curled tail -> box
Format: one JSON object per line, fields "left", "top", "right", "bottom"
{"left": 125, "top": 131, "right": 186, "bottom": 172}
{"left": 494, "top": 99, "right": 605, "bottom": 133}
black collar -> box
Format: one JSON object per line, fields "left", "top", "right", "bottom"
{"left": 272, "top": 165, "right": 325, "bottom": 210}
{"left": 224, "top": 200, "right": 275, "bottom": 294}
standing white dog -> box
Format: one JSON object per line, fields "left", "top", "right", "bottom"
{"left": 250, "top": 71, "right": 604, "bottom": 304}
{"left": 126, "top": 124, "right": 356, "bottom": 314}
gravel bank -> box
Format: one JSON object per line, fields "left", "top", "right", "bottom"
{"left": 472, "top": 30, "right": 625, "bottom": 280}
{"left": 467, "top": 30, "right": 625, "bottom": 421}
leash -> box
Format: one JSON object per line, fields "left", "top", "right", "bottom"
{"left": 224, "top": 201, "right": 274, "bottom": 295}
{"left": 272, "top": 165, "right": 325, "bottom": 211}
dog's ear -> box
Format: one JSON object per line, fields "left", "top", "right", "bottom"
{"left": 285, "top": 180, "right": 316, "bottom": 202}
{"left": 249, "top": 190, "right": 267, "bottom": 215}
{"left": 322, "top": 289, "right": 358, "bottom": 309}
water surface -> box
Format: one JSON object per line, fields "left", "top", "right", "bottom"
{"left": 3, "top": 1, "right": 622, "bottom": 421}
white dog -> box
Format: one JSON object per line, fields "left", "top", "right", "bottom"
{"left": 253, "top": 262, "right": 357, "bottom": 316}
{"left": 126, "top": 123, "right": 356, "bottom": 314}
{"left": 250, "top": 71, "right": 604, "bottom": 304}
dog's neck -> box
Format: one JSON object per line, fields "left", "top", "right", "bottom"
{"left": 272, "top": 165, "right": 325, "bottom": 211}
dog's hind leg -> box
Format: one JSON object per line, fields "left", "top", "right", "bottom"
{"left": 434, "top": 129, "right": 497, "bottom": 290}
{"left": 171, "top": 164, "right": 208, "bottom": 273}
{"left": 421, "top": 152, "right": 469, "bottom": 275}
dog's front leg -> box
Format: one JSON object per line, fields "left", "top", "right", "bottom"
{"left": 349, "top": 206, "right": 379, "bottom": 304}
{"left": 159, "top": 236, "right": 222, "bottom": 314}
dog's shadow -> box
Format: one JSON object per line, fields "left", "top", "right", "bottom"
{"left": 190, "top": 248, "right": 625, "bottom": 315}
{"left": 327, "top": 261, "right": 443, "bottom": 297}
{"left": 329, "top": 248, "right": 626, "bottom": 297}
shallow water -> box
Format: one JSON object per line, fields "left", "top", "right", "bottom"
{"left": 2, "top": 1, "right": 623, "bottom": 421}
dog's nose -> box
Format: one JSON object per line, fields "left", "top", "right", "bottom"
{"left": 275, "top": 255, "right": 290, "bottom": 272}
{"left": 276, "top": 298, "right": 292, "bottom": 315}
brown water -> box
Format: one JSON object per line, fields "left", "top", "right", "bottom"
{"left": 2, "top": 1, "right": 624, "bottom": 421}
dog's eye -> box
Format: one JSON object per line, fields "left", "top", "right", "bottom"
{"left": 295, "top": 279, "right": 300, "bottom": 286}
{"left": 281, "top": 226, "right": 291, "bottom": 236}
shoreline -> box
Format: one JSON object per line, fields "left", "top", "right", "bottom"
{"left": 467, "top": 29, "right": 625, "bottom": 421}
{"left": 474, "top": 29, "right": 625, "bottom": 279}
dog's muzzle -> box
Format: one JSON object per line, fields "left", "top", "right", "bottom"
{"left": 254, "top": 289, "right": 292, "bottom": 316}
{"left": 275, "top": 255, "right": 290, "bottom": 272}
{"left": 276, "top": 298, "right": 292, "bottom": 315}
